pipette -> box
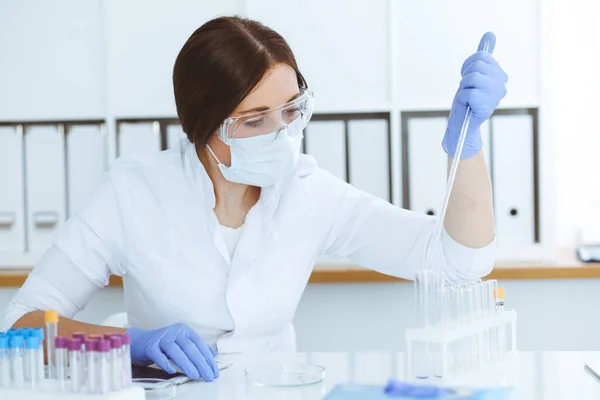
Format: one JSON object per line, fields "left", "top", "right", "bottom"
{"left": 427, "top": 33, "right": 495, "bottom": 268}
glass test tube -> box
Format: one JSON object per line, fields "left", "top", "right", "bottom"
{"left": 25, "top": 336, "right": 40, "bottom": 388}
{"left": 10, "top": 336, "right": 24, "bottom": 388}
{"left": 85, "top": 340, "right": 97, "bottom": 394}
{"left": 45, "top": 310, "right": 59, "bottom": 379}
{"left": 0, "top": 335, "right": 10, "bottom": 387}
{"left": 109, "top": 336, "right": 123, "bottom": 391}
{"left": 121, "top": 333, "right": 132, "bottom": 388}
{"left": 55, "top": 337, "right": 68, "bottom": 392}
{"left": 98, "top": 340, "right": 111, "bottom": 395}
{"left": 495, "top": 287, "right": 506, "bottom": 356}
{"left": 73, "top": 332, "right": 87, "bottom": 385}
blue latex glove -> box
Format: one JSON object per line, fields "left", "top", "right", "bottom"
{"left": 127, "top": 323, "right": 219, "bottom": 382}
{"left": 384, "top": 380, "right": 455, "bottom": 398}
{"left": 442, "top": 32, "right": 508, "bottom": 160}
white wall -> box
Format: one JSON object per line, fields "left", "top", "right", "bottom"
{"left": 1, "top": 280, "right": 598, "bottom": 352}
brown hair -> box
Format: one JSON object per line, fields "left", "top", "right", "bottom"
{"left": 173, "top": 16, "right": 307, "bottom": 148}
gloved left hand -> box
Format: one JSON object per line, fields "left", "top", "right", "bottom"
{"left": 442, "top": 32, "right": 508, "bottom": 160}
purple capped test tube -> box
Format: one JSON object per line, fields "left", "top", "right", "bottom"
{"left": 84, "top": 340, "right": 97, "bottom": 394}
{"left": 97, "top": 340, "right": 111, "bottom": 395}
{"left": 68, "top": 339, "right": 82, "bottom": 392}
{"left": 55, "top": 337, "right": 69, "bottom": 392}
{"left": 109, "top": 336, "right": 123, "bottom": 391}
{"left": 120, "top": 333, "right": 132, "bottom": 388}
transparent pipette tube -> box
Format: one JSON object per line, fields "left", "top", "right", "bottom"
{"left": 414, "top": 269, "right": 444, "bottom": 378}
{"left": 10, "top": 336, "right": 24, "bottom": 388}
{"left": 98, "top": 340, "right": 111, "bottom": 395}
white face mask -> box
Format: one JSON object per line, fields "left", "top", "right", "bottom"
{"left": 207, "top": 130, "right": 303, "bottom": 188}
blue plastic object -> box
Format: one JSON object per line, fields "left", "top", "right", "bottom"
{"left": 0, "top": 336, "right": 8, "bottom": 349}
{"left": 9, "top": 336, "right": 24, "bottom": 348}
{"left": 33, "top": 328, "right": 45, "bottom": 340}
{"left": 7, "top": 329, "right": 20, "bottom": 337}
{"left": 26, "top": 336, "right": 41, "bottom": 349}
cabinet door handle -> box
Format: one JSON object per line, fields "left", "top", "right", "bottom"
{"left": 33, "top": 211, "right": 60, "bottom": 228}
{"left": 0, "top": 212, "right": 16, "bottom": 227}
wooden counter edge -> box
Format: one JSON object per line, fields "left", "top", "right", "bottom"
{"left": 1, "top": 263, "right": 600, "bottom": 287}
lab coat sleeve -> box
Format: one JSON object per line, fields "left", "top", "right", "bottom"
{"left": 3, "top": 175, "right": 125, "bottom": 330}
{"left": 321, "top": 179, "right": 495, "bottom": 282}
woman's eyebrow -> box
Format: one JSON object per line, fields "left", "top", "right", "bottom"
{"left": 237, "top": 93, "right": 301, "bottom": 115}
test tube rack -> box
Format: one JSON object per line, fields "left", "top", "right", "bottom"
{"left": 405, "top": 309, "right": 518, "bottom": 385}
{"left": 0, "top": 379, "right": 146, "bottom": 400}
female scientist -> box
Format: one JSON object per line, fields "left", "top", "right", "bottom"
{"left": 5, "top": 17, "right": 507, "bottom": 382}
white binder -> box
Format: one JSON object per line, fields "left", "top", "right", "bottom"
{"left": 166, "top": 124, "right": 187, "bottom": 149}
{"left": 304, "top": 120, "right": 347, "bottom": 181}
{"left": 347, "top": 119, "right": 390, "bottom": 201}
{"left": 66, "top": 125, "right": 106, "bottom": 217}
{"left": 0, "top": 126, "right": 25, "bottom": 252}
{"left": 406, "top": 117, "right": 448, "bottom": 216}
{"left": 24, "top": 126, "right": 66, "bottom": 253}
{"left": 491, "top": 113, "right": 536, "bottom": 248}
{"left": 118, "top": 122, "right": 161, "bottom": 158}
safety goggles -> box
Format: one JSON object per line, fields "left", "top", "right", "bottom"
{"left": 218, "top": 90, "right": 314, "bottom": 149}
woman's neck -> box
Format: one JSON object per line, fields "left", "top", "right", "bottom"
{"left": 197, "top": 145, "right": 260, "bottom": 228}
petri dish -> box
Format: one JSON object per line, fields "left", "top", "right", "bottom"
{"left": 132, "top": 378, "right": 177, "bottom": 400}
{"left": 245, "top": 362, "right": 326, "bottom": 387}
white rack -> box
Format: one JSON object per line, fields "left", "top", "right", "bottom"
{"left": 0, "top": 380, "right": 145, "bottom": 400}
{"left": 405, "top": 310, "right": 518, "bottom": 384}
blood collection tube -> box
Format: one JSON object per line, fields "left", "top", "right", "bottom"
{"left": 109, "top": 336, "right": 123, "bottom": 391}
{"left": 494, "top": 287, "right": 506, "bottom": 356}
{"left": 98, "top": 340, "right": 111, "bottom": 395}
{"left": 25, "top": 336, "right": 41, "bottom": 388}
{"left": 45, "top": 310, "right": 59, "bottom": 379}
{"left": 32, "top": 328, "right": 45, "bottom": 381}
{"left": 10, "top": 335, "right": 24, "bottom": 388}
{"left": 85, "top": 340, "right": 97, "bottom": 394}
{"left": 55, "top": 337, "right": 69, "bottom": 391}
{"left": 69, "top": 339, "right": 82, "bottom": 392}
{"left": 0, "top": 335, "right": 10, "bottom": 387}
{"left": 121, "top": 333, "right": 132, "bottom": 388}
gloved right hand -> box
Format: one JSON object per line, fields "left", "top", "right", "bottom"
{"left": 126, "top": 323, "right": 219, "bottom": 382}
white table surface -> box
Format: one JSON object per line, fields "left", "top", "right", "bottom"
{"left": 170, "top": 351, "right": 600, "bottom": 399}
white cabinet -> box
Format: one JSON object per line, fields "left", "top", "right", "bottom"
{"left": 0, "top": 126, "right": 25, "bottom": 252}
{"left": 24, "top": 126, "right": 66, "bottom": 253}
{"left": 304, "top": 121, "right": 347, "bottom": 181}
{"left": 0, "top": 1, "right": 104, "bottom": 120}
{"left": 118, "top": 122, "right": 161, "bottom": 158}
{"left": 491, "top": 113, "right": 536, "bottom": 248}
{"left": 347, "top": 119, "right": 390, "bottom": 201}
{"left": 66, "top": 125, "right": 106, "bottom": 216}
{"left": 246, "top": 0, "right": 391, "bottom": 111}
{"left": 166, "top": 124, "right": 187, "bottom": 149}
{"left": 104, "top": 0, "right": 240, "bottom": 117}
{"left": 396, "top": 0, "right": 539, "bottom": 110}
{"left": 406, "top": 117, "right": 448, "bottom": 215}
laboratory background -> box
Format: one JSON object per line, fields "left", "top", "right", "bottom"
{"left": 0, "top": 0, "right": 599, "bottom": 354}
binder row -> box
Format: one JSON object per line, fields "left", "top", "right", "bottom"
{"left": 0, "top": 109, "right": 538, "bottom": 259}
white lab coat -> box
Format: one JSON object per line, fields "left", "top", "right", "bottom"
{"left": 4, "top": 139, "right": 494, "bottom": 353}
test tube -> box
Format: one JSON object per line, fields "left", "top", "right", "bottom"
{"left": 10, "top": 336, "right": 24, "bottom": 388}
{"left": 495, "top": 287, "right": 506, "bottom": 356}
{"left": 45, "top": 310, "right": 59, "bottom": 379}
{"left": 69, "top": 339, "right": 82, "bottom": 392}
{"left": 55, "top": 337, "right": 68, "bottom": 391}
{"left": 32, "top": 328, "right": 45, "bottom": 381}
{"left": 25, "top": 336, "right": 40, "bottom": 388}
{"left": 0, "top": 335, "right": 10, "bottom": 387}
{"left": 98, "top": 340, "right": 111, "bottom": 395}
{"left": 121, "top": 333, "right": 132, "bottom": 388}
{"left": 109, "top": 336, "right": 123, "bottom": 391}
{"left": 85, "top": 340, "right": 97, "bottom": 394}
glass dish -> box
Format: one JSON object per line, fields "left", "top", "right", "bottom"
{"left": 245, "top": 362, "right": 325, "bottom": 387}
{"left": 132, "top": 378, "right": 177, "bottom": 400}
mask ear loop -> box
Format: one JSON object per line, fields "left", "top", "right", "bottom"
{"left": 206, "top": 144, "right": 224, "bottom": 165}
